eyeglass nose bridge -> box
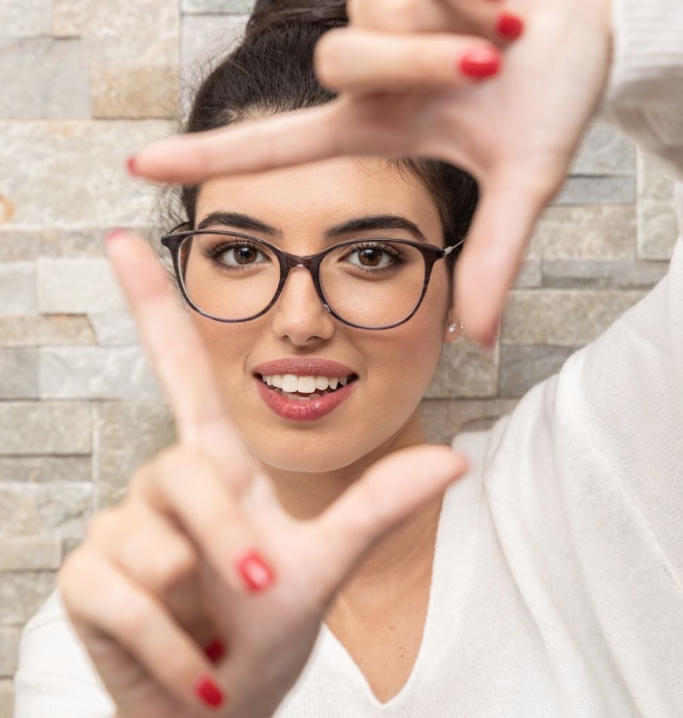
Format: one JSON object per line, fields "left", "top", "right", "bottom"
{"left": 274, "top": 251, "right": 334, "bottom": 314}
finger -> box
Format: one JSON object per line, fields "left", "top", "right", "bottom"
{"left": 104, "top": 230, "right": 253, "bottom": 477}
{"left": 91, "top": 501, "right": 221, "bottom": 653}
{"left": 308, "top": 445, "right": 469, "bottom": 604}
{"left": 130, "top": 101, "right": 351, "bottom": 185}
{"left": 453, "top": 168, "right": 555, "bottom": 348}
{"left": 59, "top": 550, "right": 229, "bottom": 715}
{"left": 349, "top": 0, "right": 524, "bottom": 43}
{"left": 315, "top": 28, "right": 503, "bottom": 94}
{"left": 125, "top": 447, "right": 277, "bottom": 595}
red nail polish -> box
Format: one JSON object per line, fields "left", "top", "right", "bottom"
{"left": 497, "top": 12, "right": 524, "bottom": 40}
{"left": 235, "top": 549, "right": 276, "bottom": 592}
{"left": 195, "top": 676, "right": 225, "bottom": 708}
{"left": 105, "top": 228, "right": 126, "bottom": 243}
{"left": 126, "top": 156, "right": 139, "bottom": 177}
{"left": 459, "top": 49, "right": 501, "bottom": 80}
{"left": 203, "top": 638, "right": 225, "bottom": 664}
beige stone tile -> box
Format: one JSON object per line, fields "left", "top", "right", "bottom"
{"left": 0, "top": 315, "right": 95, "bottom": 347}
{"left": 0, "top": 571, "right": 56, "bottom": 625}
{"left": 0, "top": 121, "right": 173, "bottom": 229}
{"left": 95, "top": 401, "right": 175, "bottom": 508}
{"left": 501, "top": 288, "right": 648, "bottom": 346}
{"left": 0, "top": 401, "right": 90, "bottom": 455}
{"left": 0, "top": 456, "right": 91, "bottom": 483}
{"left": 0, "top": 536, "right": 61, "bottom": 570}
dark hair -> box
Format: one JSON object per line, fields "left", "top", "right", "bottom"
{"left": 154, "top": 0, "right": 479, "bottom": 300}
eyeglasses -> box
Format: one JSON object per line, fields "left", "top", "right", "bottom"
{"left": 160, "top": 222, "right": 465, "bottom": 331}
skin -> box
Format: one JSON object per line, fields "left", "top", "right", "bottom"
{"left": 190, "top": 155, "right": 463, "bottom": 613}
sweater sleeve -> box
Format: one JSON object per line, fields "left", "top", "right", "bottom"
{"left": 13, "top": 587, "right": 117, "bottom": 718}
{"left": 596, "top": 0, "right": 683, "bottom": 182}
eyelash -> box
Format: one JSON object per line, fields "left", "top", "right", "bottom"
{"left": 203, "top": 239, "right": 406, "bottom": 273}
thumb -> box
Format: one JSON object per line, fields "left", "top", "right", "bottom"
{"left": 308, "top": 445, "right": 470, "bottom": 605}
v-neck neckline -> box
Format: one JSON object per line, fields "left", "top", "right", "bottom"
{"left": 318, "top": 467, "right": 480, "bottom": 712}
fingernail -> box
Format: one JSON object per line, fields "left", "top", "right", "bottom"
{"left": 459, "top": 49, "right": 501, "bottom": 80}
{"left": 126, "top": 156, "right": 139, "bottom": 177}
{"left": 195, "top": 675, "right": 225, "bottom": 708}
{"left": 203, "top": 638, "right": 225, "bottom": 664}
{"left": 497, "top": 12, "right": 524, "bottom": 40}
{"left": 105, "top": 228, "right": 126, "bottom": 244}
{"left": 235, "top": 549, "right": 276, "bottom": 592}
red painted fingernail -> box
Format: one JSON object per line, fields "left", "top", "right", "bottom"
{"left": 497, "top": 12, "right": 524, "bottom": 40}
{"left": 203, "top": 638, "right": 225, "bottom": 664}
{"left": 105, "top": 228, "right": 126, "bottom": 243}
{"left": 126, "top": 156, "right": 139, "bottom": 177}
{"left": 195, "top": 676, "right": 225, "bottom": 708}
{"left": 235, "top": 549, "right": 276, "bottom": 592}
{"left": 459, "top": 49, "right": 501, "bottom": 80}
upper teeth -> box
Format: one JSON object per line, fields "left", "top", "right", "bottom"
{"left": 261, "top": 374, "right": 350, "bottom": 393}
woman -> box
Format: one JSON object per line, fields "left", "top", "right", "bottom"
{"left": 14, "top": 0, "right": 683, "bottom": 716}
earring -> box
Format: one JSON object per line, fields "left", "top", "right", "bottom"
{"left": 448, "top": 320, "right": 463, "bottom": 334}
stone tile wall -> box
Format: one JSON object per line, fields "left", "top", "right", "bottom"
{"left": 0, "top": 1, "right": 680, "bottom": 714}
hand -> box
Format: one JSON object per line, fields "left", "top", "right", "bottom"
{"left": 128, "top": 0, "right": 612, "bottom": 349}
{"left": 57, "top": 229, "right": 470, "bottom": 718}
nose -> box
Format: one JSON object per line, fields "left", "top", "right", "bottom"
{"left": 269, "top": 265, "right": 335, "bottom": 344}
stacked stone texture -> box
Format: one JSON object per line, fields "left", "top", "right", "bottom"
{"left": 0, "top": 0, "right": 679, "bottom": 714}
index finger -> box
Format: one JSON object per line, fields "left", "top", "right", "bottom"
{"left": 104, "top": 230, "right": 253, "bottom": 474}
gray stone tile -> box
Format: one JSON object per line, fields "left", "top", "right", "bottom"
{"left": 0, "top": 348, "right": 37, "bottom": 399}
{"left": 499, "top": 344, "right": 581, "bottom": 398}
{"left": 420, "top": 398, "right": 519, "bottom": 445}
{"left": 0, "top": 536, "right": 61, "bottom": 570}
{"left": 0, "top": 401, "right": 90, "bottom": 455}
{"left": 0, "top": 571, "right": 56, "bottom": 625}
{"left": 0, "top": 263, "right": 35, "bottom": 315}
{"left": 88, "top": 311, "right": 140, "bottom": 345}
{"left": 95, "top": 401, "right": 175, "bottom": 508}
{"left": 182, "top": 0, "right": 255, "bottom": 12}
{"left": 0, "top": 0, "right": 52, "bottom": 37}
{"left": 532, "top": 206, "right": 636, "bottom": 260}
{"left": 542, "top": 259, "right": 670, "bottom": 289}
{"left": 553, "top": 176, "right": 636, "bottom": 205}
{"left": 37, "top": 258, "right": 126, "bottom": 314}
{"left": 0, "top": 315, "right": 95, "bottom": 347}
{"left": 39, "top": 347, "right": 163, "bottom": 400}
{"left": 0, "top": 482, "right": 92, "bottom": 542}
{"left": 501, "top": 288, "right": 649, "bottom": 346}
{"left": 570, "top": 122, "right": 636, "bottom": 176}
{"left": 0, "top": 456, "right": 91, "bottom": 483}
{"left": 425, "top": 337, "right": 498, "bottom": 399}
{"left": 0, "top": 121, "right": 173, "bottom": 229}
{"left": 637, "top": 150, "right": 680, "bottom": 261}
{"left": 0, "top": 38, "right": 90, "bottom": 119}
{"left": 0, "top": 627, "right": 21, "bottom": 677}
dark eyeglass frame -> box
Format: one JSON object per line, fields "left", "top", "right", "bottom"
{"left": 160, "top": 222, "right": 465, "bottom": 331}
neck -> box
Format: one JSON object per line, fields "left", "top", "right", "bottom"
{"left": 256, "top": 409, "right": 445, "bottom": 614}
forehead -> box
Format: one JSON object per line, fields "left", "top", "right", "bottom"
{"left": 196, "top": 156, "right": 442, "bottom": 234}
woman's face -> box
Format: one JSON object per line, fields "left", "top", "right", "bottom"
{"left": 190, "top": 156, "right": 459, "bottom": 474}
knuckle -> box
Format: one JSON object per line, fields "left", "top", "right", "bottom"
{"left": 152, "top": 540, "right": 198, "bottom": 592}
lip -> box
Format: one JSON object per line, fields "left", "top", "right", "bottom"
{"left": 255, "top": 374, "right": 358, "bottom": 422}
{"left": 252, "top": 358, "right": 357, "bottom": 378}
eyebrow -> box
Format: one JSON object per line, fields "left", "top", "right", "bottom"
{"left": 195, "top": 211, "right": 428, "bottom": 243}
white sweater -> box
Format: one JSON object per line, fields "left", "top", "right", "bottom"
{"left": 13, "top": 1, "right": 683, "bottom": 716}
